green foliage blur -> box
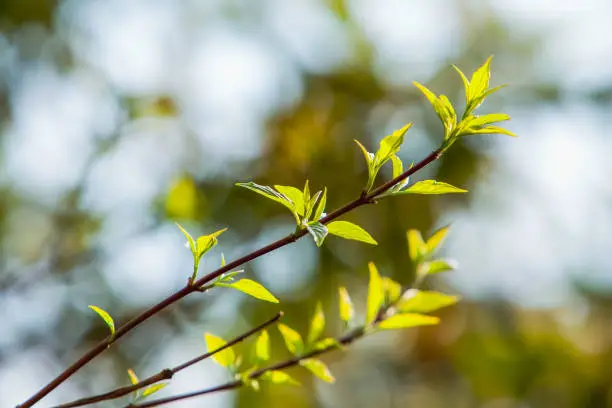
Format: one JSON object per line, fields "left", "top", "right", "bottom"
{"left": 2, "top": 1, "right": 611, "bottom": 408}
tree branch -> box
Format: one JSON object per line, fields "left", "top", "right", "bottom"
{"left": 53, "top": 312, "right": 283, "bottom": 408}
{"left": 18, "top": 147, "right": 443, "bottom": 408}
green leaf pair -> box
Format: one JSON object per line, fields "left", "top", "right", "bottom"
{"left": 408, "top": 226, "right": 457, "bottom": 280}
{"left": 414, "top": 56, "right": 515, "bottom": 147}
{"left": 236, "top": 181, "right": 327, "bottom": 227}
{"left": 364, "top": 262, "right": 446, "bottom": 331}
{"left": 176, "top": 223, "right": 227, "bottom": 282}
{"left": 355, "top": 123, "right": 412, "bottom": 192}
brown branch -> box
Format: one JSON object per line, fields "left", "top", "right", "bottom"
{"left": 18, "top": 147, "right": 443, "bottom": 408}
{"left": 53, "top": 312, "right": 283, "bottom": 408}
{"left": 128, "top": 326, "right": 370, "bottom": 407}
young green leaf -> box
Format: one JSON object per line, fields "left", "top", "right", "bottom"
{"left": 338, "top": 286, "right": 354, "bottom": 324}
{"left": 195, "top": 228, "right": 227, "bottom": 259}
{"left": 382, "top": 277, "right": 402, "bottom": 304}
{"left": 374, "top": 124, "right": 411, "bottom": 167}
{"left": 141, "top": 383, "right": 168, "bottom": 398}
{"left": 88, "top": 305, "right": 115, "bottom": 336}
{"left": 469, "top": 56, "right": 493, "bottom": 102}
{"left": 354, "top": 139, "right": 374, "bottom": 164}
{"left": 396, "top": 290, "right": 459, "bottom": 314}
{"left": 175, "top": 223, "right": 196, "bottom": 256}
{"left": 303, "top": 180, "right": 311, "bottom": 205}
{"left": 378, "top": 313, "right": 440, "bottom": 330}
{"left": 255, "top": 329, "right": 270, "bottom": 363}
{"left": 464, "top": 125, "right": 517, "bottom": 138}
{"left": 216, "top": 279, "right": 279, "bottom": 303}
{"left": 204, "top": 333, "right": 236, "bottom": 368}
{"left": 307, "top": 302, "right": 325, "bottom": 345}
{"left": 366, "top": 262, "right": 384, "bottom": 325}
{"left": 127, "top": 369, "right": 139, "bottom": 385}
{"left": 400, "top": 180, "right": 467, "bottom": 195}
{"left": 327, "top": 221, "right": 377, "bottom": 245}
{"left": 426, "top": 225, "right": 450, "bottom": 254}
{"left": 278, "top": 324, "right": 304, "bottom": 356}
{"left": 452, "top": 64, "right": 471, "bottom": 107}
{"left": 304, "top": 190, "right": 322, "bottom": 221}
{"left": 262, "top": 371, "right": 301, "bottom": 386}
{"left": 236, "top": 182, "right": 298, "bottom": 221}
{"left": 354, "top": 139, "right": 377, "bottom": 191}
{"left": 274, "top": 185, "right": 305, "bottom": 216}
{"left": 300, "top": 358, "right": 335, "bottom": 383}
{"left": 465, "top": 113, "right": 511, "bottom": 128}
{"left": 306, "top": 221, "right": 328, "bottom": 247}
{"left": 127, "top": 369, "right": 140, "bottom": 401}
{"left": 312, "top": 187, "right": 327, "bottom": 221}
{"left": 311, "top": 337, "right": 342, "bottom": 352}
{"left": 419, "top": 259, "right": 457, "bottom": 276}
{"left": 407, "top": 229, "right": 426, "bottom": 262}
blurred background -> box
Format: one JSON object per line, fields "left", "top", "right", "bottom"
{"left": 1, "top": 0, "right": 611, "bottom": 407}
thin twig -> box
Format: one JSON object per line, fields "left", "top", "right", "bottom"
{"left": 53, "top": 312, "right": 283, "bottom": 408}
{"left": 129, "top": 308, "right": 397, "bottom": 408}
{"left": 18, "top": 147, "right": 442, "bottom": 408}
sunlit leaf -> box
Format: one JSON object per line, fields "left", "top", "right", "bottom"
{"left": 354, "top": 139, "right": 374, "bottom": 164}
{"left": 397, "top": 290, "right": 459, "bottom": 314}
{"left": 413, "top": 81, "right": 440, "bottom": 109}
{"left": 338, "top": 286, "right": 354, "bottom": 324}
{"left": 306, "top": 221, "right": 328, "bottom": 247}
{"left": 204, "top": 333, "right": 236, "bottom": 368}
{"left": 307, "top": 302, "right": 325, "bottom": 345}
{"left": 312, "top": 188, "right": 327, "bottom": 221}
{"left": 452, "top": 64, "right": 470, "bottom": 106}
{"left": 304, "top": 190, "right": 321, "bottom": 221}
{"left": 311, "top": 337, "right": 342, "bottom": 352}
{"left": 466, "top": 125, "right": 517, "bottom": 138}
{"left": 438, "top": 95, "right": 457, "bottom": 139}
{"left": 175, "top": 223, "right": 196, "bottom": 256}
{"left": 366, "top": 262, "right": 384, "bottom": 325}
{"left": 303, "top": 180, "right": 311, "bottom": 205}
{"left": 382, "top": 277, "right": 402, "bottom": 304}
{"left": 141, "top": 383, "right": 168, "bottom": 398}
{"left": 300, "top": 358, "right": 335, "bottom": 383}
{"left": 374, "top": 124, "right": 411, "bottom": 167}
{"left": 327, "top": 221, "right": 377, "bottom": 245}
{"left": 262, "top": 371, "right": 301, "bottom": 386}
{"left": 236, "top": 182, "right": 297, "bottom": 216}
{"left": 467, "top": 113, "right": 511, "bottom": 128}
{"left": 278, "top": 324, "right": 304, "bottom": 356}
{"left": 88, "top": 305, "right": 115, "bottom": 336}
{"left": 391, "top": 154, "right": 403, "bottom": 179}
{"left": 378, "top": 313, "right": 440, "bottom": 330}
{"left": 255, "top": 330, "right": 270, "bottom": 363}
{"left": 407, "top": 229, "right": 426, "bottom": 262}
{"left": 216, "top": 279, "right": 279, "bottom": 303}
{"left": 196, "top": 228, "right": 227, "bottom": 258}
{"left": 127, "top": 369, "right": 139, "bottom": 385}
{"left": 469, "top": 56, "right": 493, "bottom": 101}
{"left": 426, "top": 225, "right": 450, "bottom": 254}
{"left": 274, "top": 185, "right": 305, "bottom": 216}
{"left": 400, "top": 180, "right": 467, "bottom": 195}
{"left": 420, "top": 259, "right": 457, "bottom": 275}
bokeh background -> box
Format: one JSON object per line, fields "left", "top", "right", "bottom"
{"left": 2, "top": 1, "right": 612, "bottom": 407}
